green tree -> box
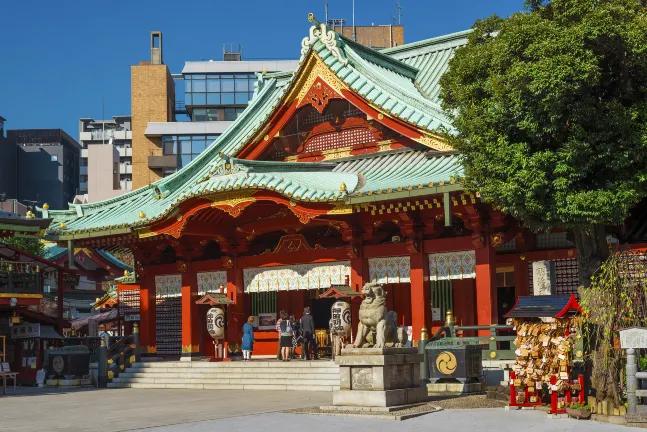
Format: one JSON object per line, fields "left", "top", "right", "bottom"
{"left": 440, "top": 0, "right": 647, "bottom": 286}
{"left": 1, "top": 236, "right": 45, "bottom": 257}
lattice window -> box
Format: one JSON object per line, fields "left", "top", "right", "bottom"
{"left": 536, "top": 232, "right": 574, "bottom": 250}
{"left": 301, "top": 107, "right": 363, "bottom": 127}
{"left": 304, "top": 128, "right": 376, "bottom": 153}
{"left": 118, "top": 289, "right": 140, "bottom": 317}
{"left": 496, "top": 238, "right": 517, "bottom": 253}
{"left": 431, "top": 280, "right": 453, "bottom": 321}
{"left": 155, "top": 297, "right": 182, "bottom": 355}
{"left": 528, "top": 258, "right": 580, "bottom": 297}
{"left": 250, "top": 291, "right": 277, "bottom": 315}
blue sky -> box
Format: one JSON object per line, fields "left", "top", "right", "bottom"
{"left": 0, "top": 0, "right": 524, "bottom": 139}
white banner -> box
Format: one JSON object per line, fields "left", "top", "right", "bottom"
{"left": 244, "top": 261, "right": 350, "bottom": 293}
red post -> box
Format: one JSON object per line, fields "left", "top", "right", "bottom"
{"left": 181, "top": 264, "right": 200, "bottom": 359}
{"left": 578, "top": 375, "right": 585, "bottom": 404}
{"left": 475, "top": 243, "right": 497, "bottom": 336}
{"left": 350, "top": 257, "right": 367, "bottom": 340}
{"left": 550, "top": 375, "right": 558, "bottom": 414}
{"left": 139, "top": 273, "right": 156, "bottom": 354}
{"left": 57, "top": 271, "right": 65, "bottom": 334}
{"left": 226, "top": 263, "right": 245, "bottom": 351}
{"left": 509, "top": 371, "right": 518, "bottom": 406}
{"left": 410, "top": 252, "right": 431, "bottom": 342}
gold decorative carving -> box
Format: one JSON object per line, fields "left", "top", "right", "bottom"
{"left": 416, "top": 133, "right": 454, "bottom": 152}
{"left": 147, "top": 346, "right": 157, "bottom": 354}
{"left": 208, "top": 190, "right": 257, "bottom": 218}
{"left": 108, "top": 370, "right": 114, "bottom": 379}
{"left": 181, "top": 344, "right": 200, "bottom": 353}
{"left": 327, "top": 203, "right": 353, "bottom": 215}
{"left": 271, "top": 233, "right": 316, "bottom": 254}
{"left": 129, "top": 355, "right": 136, "bottom": 364}
{"left": 294, "top": 55, "right": 348, "bottom": 103}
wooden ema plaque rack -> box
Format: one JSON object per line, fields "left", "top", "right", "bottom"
{"left": 504, "top": 294, "right": 584, "bottom": 414}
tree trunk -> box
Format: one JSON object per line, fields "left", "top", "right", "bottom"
{"left": 571, "top": 224, "right": 610, "bottom": 288}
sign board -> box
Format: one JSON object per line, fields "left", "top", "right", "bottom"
{"left": 88, "top": 318, "right": 98, "bottom": 337}
{"left": 532, "top": 261, "right": 556, "bottom": 296}
{"left": 619, "top": 327, "right": 647, "bottom": 349}
{"left": 432, "top": 308, "right": 441, "bottom": 322}
{"left": 10, "top": 322, "right": 40, "bottom": 339}
{"left": 257, "top": 313, "right": 277, "bottom": 330}
{"left": 124, "top": 314, "right": 140, "bottom": 322}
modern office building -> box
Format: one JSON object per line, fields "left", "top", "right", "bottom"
{"left": 78, "top": 116, "right": 133, "bottom": 196}
{"left": 131, "top": 32, "right": 298, "bottom": 189}
{"left": 6, "top": 129, "right": 81, "bottom": 210}
{"left": 328, "top": 21, "right": 404, "bottom": 48}
{"left": 0, "top": 116, "right": 18, "bottom": 201}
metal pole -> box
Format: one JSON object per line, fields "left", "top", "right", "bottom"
{"left": 133, "top": 322, "right": 141, "bottom": 363}
{"left": 628, "top": 348, "right": 638, "bottom": 414}
{"left": 419, "top": 326, "right": 429, "bottom": 384}
{"left": 352, "top": 0, "right": 356, "bottom": 41}
{"left": 98, "top": 338, "right": 108, "bottom": 388}
{"left": 57, "top": 270, "right": 64, "bottom": 334}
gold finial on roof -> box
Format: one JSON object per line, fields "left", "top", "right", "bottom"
{"left": 340, "top": 182, "right": 347, "bottom": 192}
{"left": 25, "top": 210, "right": 35, "bottom": 219}
{"left": 59, "top": 223, "right": 67, "bottom": 230}
{"left": 138, "top": 211, "right": 146, "bottom": 219}
{"left": 308, "top": 12, "right": 315, "bottom": 22}
{"left": 124, "top": 270, "right": 130, "bottom": 277}
{"left": 42, "top": 203, "right": 49, "bottom": 210}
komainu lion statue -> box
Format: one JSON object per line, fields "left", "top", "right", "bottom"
{"left": 349, "top": 282, "right": 407, "bottom": 348}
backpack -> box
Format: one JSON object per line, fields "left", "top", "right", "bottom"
{"left": 280, "top": 320, "right": 293, "bottom": 336}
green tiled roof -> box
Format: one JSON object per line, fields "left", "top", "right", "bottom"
{"left": 334, "top": 151, "right": 462, "bottom": 196}
{"left": 382, "top": 30, "right": 470, "bottom": 105}
{"left": 40, "top": 20, "right": 466, "bottom": 238}
{"left": 42, "top": 243, "right": 132, "bottom": 271}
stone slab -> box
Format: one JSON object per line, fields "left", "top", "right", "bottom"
{"left": 336, "top": 353, "right": 423, "bottom": 366}
{"left": 341, "top": 347, "right": 419, "bottom": 356}
{"left": 333, "top": 387, "right": 428, "bottom": 407}
{"left": 320, "top": 403, "right": 426, "bottom": 413}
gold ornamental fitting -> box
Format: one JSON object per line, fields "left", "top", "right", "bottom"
{"left": 138, "top": 211, "right": 146, "bottom": 219}
{"left": 420, "top": 327, "right": 429, "bottom": 341}
{"left": 445, "top": 309, "right": 456, "bottom": 328}
{"left": 133, "top": 323, "right": 139, "bottom": 334}
{"left": 340, "top": 182, "right": 347, "bottom": 192}
{"left": 25, "top": 210, "right": 35, "bottom": 219}
{"left": 124, "top": 269, "right": 130, "bottom": 276}
{"left": 42, "top": 203, "right": 49, "bottom": 210}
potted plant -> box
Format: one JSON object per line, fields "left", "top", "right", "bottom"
{"left": 566, "top": 403, "right": 591, "bottom": 420}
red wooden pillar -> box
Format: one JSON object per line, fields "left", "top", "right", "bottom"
{"left": 181, "top": 264, "right": 200, "bottom": 359}
{"left": 139, "top": 273, "right": 156, "bottom": 355}
{"left": 410, "top": 252, "right": 431, "bottom": 342}
{"left": 226, "top": 264, "right": 245, "bottom": 348}
{"left": 57, "top": 271, "right": 64, "bottom": 334}
{"left": 475, "top": 243, "right": 497, "bottom": 335}
{"left": 514, "top": 259, "right": 529, "bottom": 297}
{"left": 350, "top": 257, "right": 367, "bottom": 339}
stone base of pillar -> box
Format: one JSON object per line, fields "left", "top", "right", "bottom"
{"left": 333, "top": 347, "right": 427, "bottom": 408}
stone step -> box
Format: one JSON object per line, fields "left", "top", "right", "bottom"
{"left": 126, "top": 366, "right": 339, "bottom": 374}
{"left": 107, "top": 382, "right": 339, "bottom": 391}
{"left": 119, "top": 372, "right": 339, "bottom": 380}
{"left": 131, "top": 361, "right": 336, "bottom": 369}
{"left": 112, "top": 377, "right": 340, "bottom": 386}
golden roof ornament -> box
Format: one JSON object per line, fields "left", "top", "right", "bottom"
{"left": 124, "top": 270, "right": 130, "bottom": 277}
{"left": 340, "top": 182, "right": 347, "bottom": 192}
{"left": 138, "top": 211, "right": 146, "bottom": 219}
{"left": 59, "top": 223, "right": 67, "bottom": 230}
{"left": 25, "top": 210, "right": 35, "bottom": 219}
{"left": 42, "top": 203, "right": 49, "bottom": 210}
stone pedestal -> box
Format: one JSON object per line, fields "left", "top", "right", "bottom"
{"left": 333, "top": 347, "right": 428, "bottom": 407}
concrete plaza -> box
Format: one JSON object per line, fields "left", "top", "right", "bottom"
{"left": 0, "top": 388, "right": 638, "bottom": 432}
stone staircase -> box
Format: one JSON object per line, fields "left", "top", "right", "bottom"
{"left": 108, "top": 360, "right": 340, "bottom": 391}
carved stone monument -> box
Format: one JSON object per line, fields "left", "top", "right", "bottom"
{"left": 333, "top": 347, "right": 427, "bottom": 407}
{"left": 327, "top": 282, "right": 427, "bottom": 409}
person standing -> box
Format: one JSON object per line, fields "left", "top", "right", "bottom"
{"left": 300, "top": 307, "right": 319, "bottom": 360}
{"left": 242, "top": 316, "right": 255, "bottom": 361}
{"left": 277, "top": 310, "right": 293, "bottom": 361}
{"left": 290, "top": 314, "right": 301, "bottom": 359}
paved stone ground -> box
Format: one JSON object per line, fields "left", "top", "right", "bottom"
{"left": 0, "top": 388, "right": 331, "bottom": 432}
{"left": 135, "top": 410, "right": 640, "bottom": 432}
{"left": 0, "top": 388, "right": 639, "bottom": 431}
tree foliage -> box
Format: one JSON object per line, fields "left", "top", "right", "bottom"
{"left": 0, "top": 236, "right": 45, "bottom": 257}
{"left": 440, "top": 0, "right": 647, "bottom": 284}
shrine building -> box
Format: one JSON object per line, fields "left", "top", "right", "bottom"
{"left": 36, "top": 16, "right": 647, "bottom": 358}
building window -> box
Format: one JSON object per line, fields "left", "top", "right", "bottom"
{"left": 162, "top": 168, "right": 176, "bottom": 177}
{"left": 161, "top": 135, "right": 220, "bottom": 168}
{"left": 431, "top": 280, "right": 453, "bottom": 322}
{"left": 250, "top": 291, "right": 277, "bottom": 316}
{"left": 191, "top": 108, "right": 218, "bottom": 122}
{"left": 184, "top": 72, "right": 256, "bottom": 108}
{"left": 224, "top": 108, "right": 245, "bottom": 121}
{"left": 51, "top": 155, "right": 58, "bottom": 162}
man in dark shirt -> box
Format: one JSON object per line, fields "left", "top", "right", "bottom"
{"left": 300, "top": 307, "right": 319, "bottom": 360}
